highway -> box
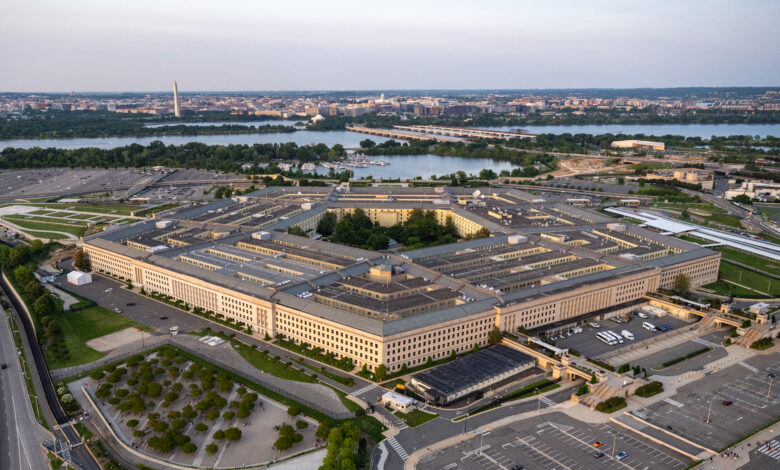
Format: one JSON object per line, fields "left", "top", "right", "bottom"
{"left": 0, "top": 273, "right": 101, "bottom": 470}
{"left": 0, "top": 310, "right": 50, "bottom": 470}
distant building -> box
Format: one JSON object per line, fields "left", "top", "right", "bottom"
{"left": 173, "top": 81, "right": 181, "bottom": 118}
{"left": 67, "top": 271, "right": 92, "bottom": 285}
{"left": 611, "top": 140, "right": 665, "bottom": 151}
{"left": 35, "top": 268, "right": 59, "bottom": 284}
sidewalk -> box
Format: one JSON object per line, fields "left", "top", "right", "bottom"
{"left": 692, "top": 421, "right": 780, "bottom": 470}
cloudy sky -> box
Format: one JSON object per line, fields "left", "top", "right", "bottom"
{"left": 1, "top": 0, "right": 778, "bottom": 92}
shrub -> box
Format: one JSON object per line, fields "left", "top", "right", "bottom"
{"left": 224, "top": 427, "right": 242, "bottom": 441}
{"left": 133, "top": 430, "right": 146, "bottom": 438}
{"left": 182, "top": 442, "right": 197, "bottom": 454}
{"left": 222, "top": 411, "right": 235, "bottom": 420}
{"left": 195, "top": 423, "right": 208, "bottom": 433}
{"left": 127, "top": 419, "right": 139, "bottom": 428}
{"left": 275, "top": 436, "right": 293, "bottom": 450}
{"left": 595, "top": 396, "right": 627, "bottom": 413}
{"left": 287, "top": 405, "right": 301, "bottom": 416}
{"left": 751, "top": 337, "right": 774, "bottom": 350}
{"left": 205, "top": 443, "right": 218, "bottom": 454}
{"left": 213, "top": 430, "right": 225, "bottom": 440}
{"left": 90, "top": 370, "right": 105, "bottom": 380}
{"left": 634, "top": 381, "right": 664, "bottom": 398}
{"left": 576, "top": 385, "right": 589, "bottom": 396}
{"left": 296, "top": 419, "right": 309, "bottom": 429}
{"left": 206, "top": 409, "right": 220, "bottom": 420}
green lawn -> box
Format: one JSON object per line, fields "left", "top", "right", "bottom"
{"left": 700, "top": 280, "right": 767, "bottom": 298}
{"left": 20, "top": 230, "right": 72, "bottom": 240}
{"left": 46, "top": 305, "right": 149, "bottom": 369}
{"left": 717, "top": 247, "right": 780, "bottom": 276}
{"left": 706, "top": 214, "right": 743, "bottom": 228}
{"left": 655, "top": 202, "right": 727, "bottom": 214}
{"left": 678, "top": 234, "right": 710, "bottom": 245}
{"left": 393, "top": 409, "right": 438, "bottom": 427}
{"left": 2, "top": 217, "right": 86, "bottom": 236}
{"left": 229, "top": 338, "right": 317, "bottom": 383}
{"left": 5, "top": 215, "right": 89, "bottom": 226}
{"left": 25, "top": 203, "right": 142, "bottom": 216}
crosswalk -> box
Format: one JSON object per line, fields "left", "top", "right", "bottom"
{"left": 352, "top": 383, "right": 377, "bottom": 396}
{"left": 386, "top": 437, "right": 409, "bottom": 460}
{"left": 758, "top": 440, "right": 780, "bottom": 460}
{"left": 539, "top": 396, "right": 556, "bottom": 407}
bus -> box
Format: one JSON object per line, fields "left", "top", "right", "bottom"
{"left": 605, "top": 330, "right": 624, "bottom": 344}
{"left": 597, "top": 332, "right": 617, "bottom": 345}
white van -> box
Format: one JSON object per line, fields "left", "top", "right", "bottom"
{"left": 637, "top": 311, "right": 648, "bottom": 319}
{"left": 642, "top": 322, "right": 656, "bottom": 332}
{"left": 589, "top": 322, "right": 601, "bottom": 329}
{"left": 621, "top": 330, "right": 635, "bottom": 340}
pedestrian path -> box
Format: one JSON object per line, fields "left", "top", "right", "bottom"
{"left": 692, "top": 337, "right": 721, "bottom": 348}
{"left": 353, "top": 383, "right": 377, "bottom": 396}
{"left": 386, "top": 437, "right": 409, "bottom": 460}
{"left": 757, "top": 440, "right": 780, "bottom": 460}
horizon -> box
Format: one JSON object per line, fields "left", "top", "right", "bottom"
{"left": 2, "top": 0, "right": 779, "bottom": 92}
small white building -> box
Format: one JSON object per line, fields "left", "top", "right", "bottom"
{"left": 381, "top": 391, "right": 416, "bottom": 413}
{"left": 749, "top": 302, "right": 771, "bottom": 315}
{"left": 67, "top": 271, "right": 92, "bottom": 285}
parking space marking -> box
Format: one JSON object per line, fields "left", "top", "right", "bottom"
{"left": 514, "top": 436, "right": 573, "bottom": 470}
{"left": 739, "top": 361, "right": 759, "bottom": 373}
{"left": 663, "top": 398, "right": 685, "bottom": 408}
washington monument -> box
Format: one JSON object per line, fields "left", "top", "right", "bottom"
{"left": 173, "top": 81, "right": 181, "bottom": 118}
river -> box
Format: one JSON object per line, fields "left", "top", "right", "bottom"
{"left": 2, "top": 123, "right": 778, "bottom": 152}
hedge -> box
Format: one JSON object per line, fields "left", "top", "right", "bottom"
{"left": 634, "top": 381, "right": 664, "bottom": 398}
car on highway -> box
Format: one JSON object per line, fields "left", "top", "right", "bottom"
{"left": 594, "top": 451, "right": 605, "bottom": 459}
{"left": 593, "top": 441, "right": 604, "bottom": 448}
{"left": 159, "top": 316, "right": 168, "bottom": 320}
{"left": 615, "top": 451, "right": 627, "bottom": 461}
{"left": 722, "top": 400, "right": 733, "bottom": 406}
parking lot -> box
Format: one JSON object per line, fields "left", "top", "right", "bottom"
{"left": 630, "top": 330, "right": 728, "bottom": 374}
{"left": 419, "top": 412, "right": 693, "bottom": 470}
{"left": 553, "top": 314, "right": 693, "bottom": 359}
{"left": 0, "top": 168, "right": 149, "bottom": 200}
{"left": 633, "top": 353, "right": 780, "bottom": 451}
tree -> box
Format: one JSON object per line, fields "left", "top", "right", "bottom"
{"left": 374, "top": 364, "right": 387, "bottom": 383}
{"left": 673, "top": 274, "right": 690, "bottom": 295}
{"left": 732, "top": 194, "right": 753, "bottom": 205}
{"left": 287, "top": 405, "right": 301, "bottom": 416}
{"left": 182, "top": 442, "right": 197, "bottom": 454}
{"left": 74, "top": 249, "right": 91, "bottom": 271}
{"left": 287, "top": 225, "right": 308, "bottom": 237}
{"left": 590, "top": 374, "right": 597, "bottom": 384}
{"left": 223, "top": 427, "right": 242, "bottom": 441}
{"left": 317, "top": 212, "right": 338, "bottom": 237}
{"left": 205, "top": 443, "right": 218, "bottom": 454}
{"left": 488, "top": 326, "right": 503, "bottom": 345}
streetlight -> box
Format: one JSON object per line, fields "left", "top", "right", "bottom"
{"left": 706, "top": 397, "right": 715, "bottom": 424}
{"left": 768, "top": 374, "right": 775, "bottom": 399}
{"left": 611, "top": 434, "right": 617, "bottom": 460}
{"left": 535, "top": 388, "right": 541, "bottom": 415}
{"left": 137, "top": 328, "right": 144, "bottom": 348}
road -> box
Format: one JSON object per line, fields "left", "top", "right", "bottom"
{"left": 0, "top": 272, "right": 101, "bottom": 470}
{"left": 0, "top": 310, "right": 50, "bottom": 470}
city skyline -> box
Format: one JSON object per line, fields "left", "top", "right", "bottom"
{"left": 1, "top": 0, "right": 779, "bottom": 92}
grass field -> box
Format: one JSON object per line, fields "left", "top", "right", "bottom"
{"left": 21, "top": 230, "right": 71, "bottom": 240}
{"left": 5, "top": 215, "right": 89, "bottom": 226}
{"left": 26, "top": 203, "right": 143, "bottom": 216}
{"left": 393, "top": 409, "right": 438, "bottom": 427}
{"left": 711, "top": 263, "right": 780, "bottom": 297}
{"left": 655, "top": 202, "right": 727, "bottom": 214}
{"left": 678, "top": 234, "right": 710, "bottom": 245}
{"left": 717, "top": 247, "right": 780, "bottom": 276}
{"left": 700, "top": 280, "right": 769, "bottom": 298}
{"left": 46, "top": 305, "right": 149, "bottom": 369}
{"left": 706, "top": 214, "right": 743, "bottom": 228}
{"left": 2, "top": 218, "right": 86, "bottom": 236}
{"left": 230, "top": 339, "right": 317, "bottom": 383}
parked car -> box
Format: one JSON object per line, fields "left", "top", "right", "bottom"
{"left": 722, "top": 401, "right": 733, "bottom": 406}
{"left": 637, "top": 312, "right": 648, "bottom": 319}
{"left": 159, "top": 316, "right": 168, "bottom": 320}
{"left": 590, "top": 322, "right": 601, "bottom": 328}
{"left": 615, "top": 451, "right": 627, "bottom": 461}
{"left": 593, "top": 441, "right": 604, "bottom": 448}
{"left": 657, "top": 325, "right": 670, "bottom": 332}
{"left": 1, "top": 363, "right": 7, "bottom": 369}
{"left": 113, "top": 307, "right": 122, "bottom": 313}
{"left": 594, "top": 451, "right": 605, "bottom": 459}
{"left": 126, "top": 302, "right": 136, "bottom": 306}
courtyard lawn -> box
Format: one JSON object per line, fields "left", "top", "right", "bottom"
{"left": 21, "top": 230, "right": 72, "bottom": 240}
{"left": 230, "top": 339, "right": 317, "bottom": 383}
{"left": 25, "top": 203, "right": 143, "bottom": 216}
{"left": 700, "top": 280, "right": 767, "bottom": 298}
{"left": 46, "top": 306, "right": 149, "bottom": 370}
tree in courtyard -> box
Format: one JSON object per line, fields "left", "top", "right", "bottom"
{"left": 374, "top": 364, "right": 387, "bottom": 383}
{"left": 287, "top": 225, "right": 308, "bottom": 237}
{"left": 317, "top": 212, "right": 338, "bottom": 237}
{"left": 673, "top": 274, "right": 690, "bottom": 295}
{"left": 205, "top": 443, "right": 218, "bottom": 454}
{"left": 74, "top": 249, "right": 91, "bottom": 271}
{"left": 488, "top": 326, "right": 503, "bottom": 345}
{"left": 732, "top": 194, "right": 753, "bottom": 205}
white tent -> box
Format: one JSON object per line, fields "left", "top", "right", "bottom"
{"left": 67, "top": 271, "right": 92, "bottom": 285}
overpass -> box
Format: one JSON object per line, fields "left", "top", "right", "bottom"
{"left": 345, "top": 126, "right": 462, "bottom": 142}
{"left": 393, "top": 125, "right": 537, "bottom": 140}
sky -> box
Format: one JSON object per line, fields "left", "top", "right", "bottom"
{"left": 1, "top": 0, "right": 779, "bottom": 92}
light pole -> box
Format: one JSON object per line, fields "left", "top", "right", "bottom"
{"left": 535, "top": 388, "right": 541, "bottom": 415}
{"left": 706, "top": 397, "right": 714, "bottom": 424}
{"left": 480, "top": 428, "right": 485, "bottom": 455}
{"left": 768, "top": 375, "right": 775, "bottom": 399}
{"left": 611, "top": 434, "right": 617, "bottom": 460}
{"left": 137, "top": 328, "right": 144, "bottom": 348}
